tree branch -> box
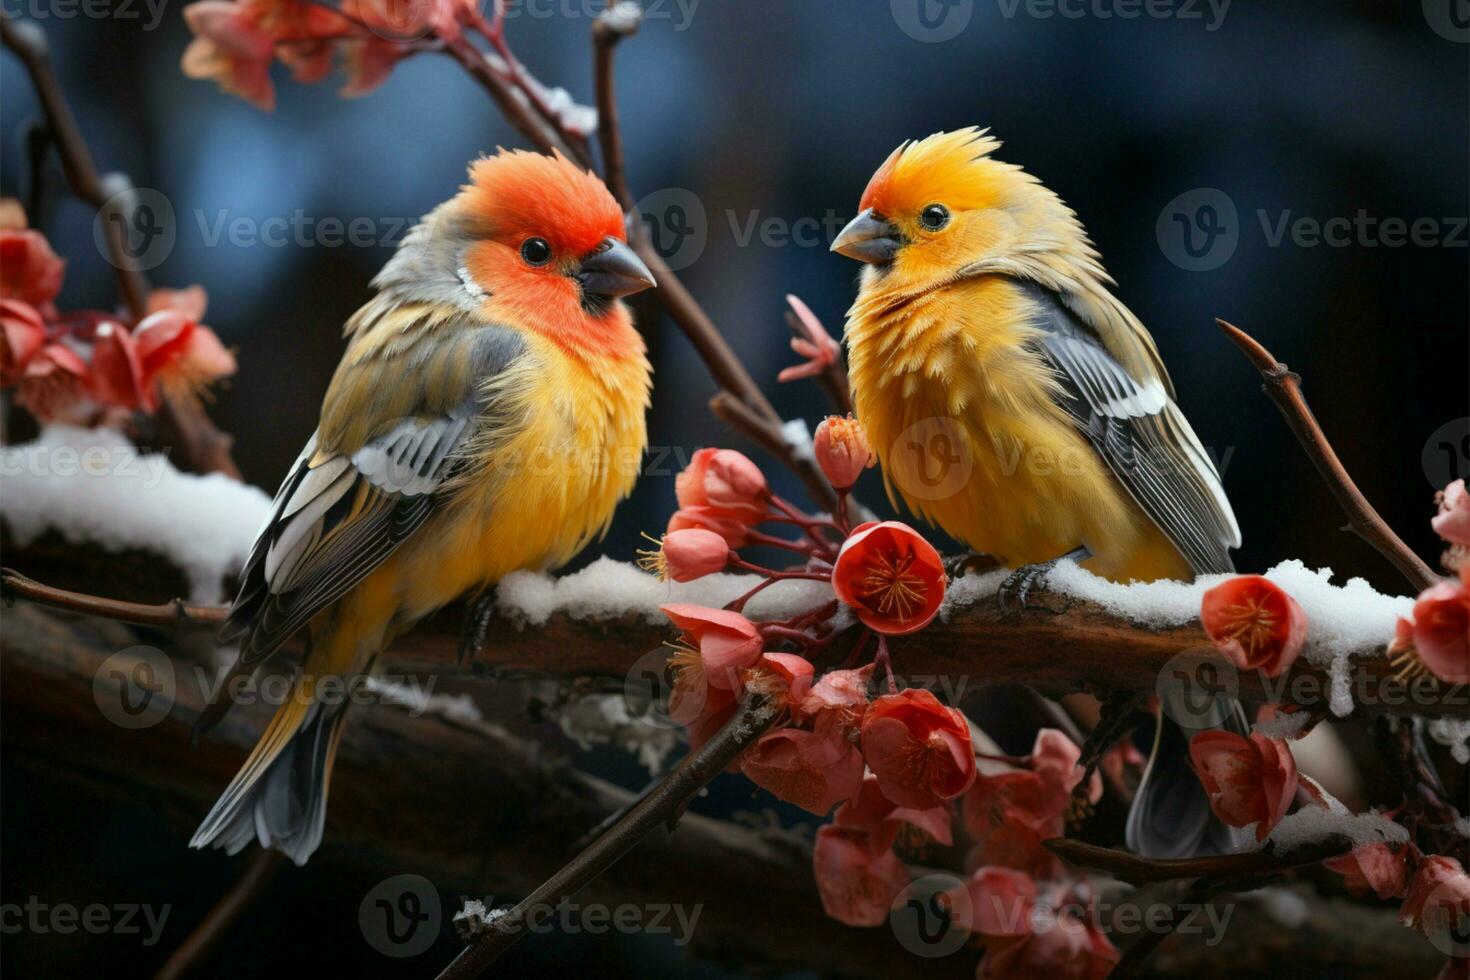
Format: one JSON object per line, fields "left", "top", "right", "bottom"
{"left": 0, "top": 13, "right": 241, "bottom": 480}
{"left": 1044, "top": 836, "right": 1354, "bottom": 886}
{"left": 1218, "top": 319, "right": 1438, "bottom": 591}
{"left": 5, "top": 546, "right": 1464, "bottom": 720}
{"left": 592, "top": 2, "right": 640, "bottom": 212}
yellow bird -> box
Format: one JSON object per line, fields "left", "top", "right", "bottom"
{"left": 832, "top": 128, "right": 1244, "bottom": 857}
{"left": 191, "top": 149, "right": 654, "bottom": 863}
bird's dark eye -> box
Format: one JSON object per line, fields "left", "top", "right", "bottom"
{"left": 520, "top": 237, "right": 552, "bottom": 266}
{"left": 919, "top": 204, "right": 950, "bottom": 231}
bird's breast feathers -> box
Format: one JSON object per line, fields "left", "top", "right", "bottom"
{"left": 847, "top": 276, "right": 1192, "bottom": 581}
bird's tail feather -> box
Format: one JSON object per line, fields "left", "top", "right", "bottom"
{"left": 1125, "top": 693, "right": 1250, "bottom": 859}
{"left": 190, "top": 676, "right": 350, "bottom": 866}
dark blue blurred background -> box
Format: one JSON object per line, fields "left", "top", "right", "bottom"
{"left": 3, "top": 1, "right": 1466, "bottom": 976}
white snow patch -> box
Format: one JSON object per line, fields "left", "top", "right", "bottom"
{"left": 453, "top": 900, "right": 508, "bottom": 941}
{"left": 1254, "top": 710, "right": 1314, "bottom": 740}
{"left": 781, "top": 418, "right": 815, "bottom": 464}
{"left": 0, "top": 425, "right": 271, "bottom": 602}
{"left": 939, "top": 568, "right": 1009, "bottom": 620}
{"left": 1257, "top": 887, "right": 1310, "bottom": 928}
{"left": 364, "top": 676, "right": 483, "bottom": 726}
{"left": 556, "top": 693, "right": 679, "bottom": 775}
{"left": 1266, "top": 805, "right": 1408, "bottom": 854}
{"left": 1427, "top": 717, "right": 1470, "bottom": 765}
{"left": 495, "top": 555, "right": 836, "bottom": 627}
{"left": 1046, "top": 558, "right": 1412, "bottom": 716}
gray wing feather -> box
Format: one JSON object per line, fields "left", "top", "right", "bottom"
{"left": 1020, "top": 282, "right": 1240, "bottom": 575}
{"left": 219, "top": 325, "right": 526, "bottom": 665}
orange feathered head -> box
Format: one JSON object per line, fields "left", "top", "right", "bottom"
{"left": 461, "top": 148, "right": 625, "bottom": 258}
{"left": 453, "top": 149, "right": 653, "bottom": 357}
{"left": 835, "top": 128, "right": 1086, "bottom": 294}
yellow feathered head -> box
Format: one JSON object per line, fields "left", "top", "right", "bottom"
{"left": 835, "top": 128, "right": 1093, "bottom": 294}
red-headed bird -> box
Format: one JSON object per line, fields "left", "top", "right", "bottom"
{"left": 191, "top": 149, "right": 654, "bottom": 864}
{"left": 832, "top": 129, "right": 1244, "bottom": 858}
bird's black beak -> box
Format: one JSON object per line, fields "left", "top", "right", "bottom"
{"left": 577, "top": 237, "right": 656, "bottom": 298}
{"left": 830, "top": 209, "right": 904, "bottom": 264}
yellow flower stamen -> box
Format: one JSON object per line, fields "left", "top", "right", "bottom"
{"left": 636, "top": 531, "right": 669, "bottom": 580}
{"left": 855, "top": 547, "right": 927, "bottom": 620}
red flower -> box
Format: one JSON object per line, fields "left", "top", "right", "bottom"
{"left": 181, "top": 1, "right": 279, "bottom": 111}
{"left": 1433, "top": 480, "right": 1470, "bottom": 550}
{"left": 811, "top": 824, "right": 909, "bottom": 927}
{"left": 832, "top": 521, "right": 946, "bottom": 635}
{"left": 675, "top": 447, "right": 769, "bottom": 522}
{"left": 1, "top": 299, "right": 47, "bottom": 386}
{"left": 134, "top": 310, "right": 237, "bottom": 402}
{"left": 813, "top": 415, "right": 874, "bottom": 491}
{"left": 1200, "top": 575, "right": 1308, "bottom": 677}
{"left": 799, "top": 665, "right": 873, "bottom": 739}
{"left": 1400, "top": 856, "right": 1470, "bottom": 949}
{"left": 1187, "top": 730, "right": 1298, "bottom": 840}
{"left": 654, "top": 528, "right": 730, "bottom": 582}
{"left": 667, "top": 506, "right": 752, "bottom": 547}
{"left": 660, "top": 604, "right": 762, "bottom": 691}
{"left": 88, "top": 321, "right": 149, "bottom": 411}
{"left": 145, "top": 285, "right": 209, "bottom": 322}
{"left": 961, "top": 771, "right": 1065, "bottom": 878}
{"left": 955, "top": 868, "right": 1118, "bottom": 979}
{"left": 1391, "top": 573, "right": 1470, "bottom": 685}
{"left": 744, "top": 651, "right": 814, "bottom": 708}
{"left": 740, "top": 727, "right": 863, "bottom": 815}
{"left": 0, "top": 220, "right": 65, "bottom": 309}
{"left": 860, "top": 688, "right": 975, "bottom": 809}
{"left": 1323, "top": 842, "right": 1409, "bottom": 900}
{"left": 1029, "top": 728, "right": 1103, "bottom": 809}
{"left": 13, "top": 342, "right": 90, "bottom": 424}
{"left": 777, "top": 293, "right": 842, "bottom": 384}
{"left": 834, "top": 772, "right": 954, "bottom": 851}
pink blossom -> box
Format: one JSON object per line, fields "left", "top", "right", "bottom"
{"left": 657, "top": 528, "right": 730, "bottom": 582}
{"left": 1188, "top": 730, "right": 1298, "bottom": 840}
{"left": 1433, "top": 480, "right": 1470, "bottom": 549}
{"left": 660, "top": 603, "right": 762, "bottom": 690}
{"left": 834, "top": 772, "right": 954, "bottom": 852}
{"left": 13, "top": 342, "right": 90, "bottom": 424}
{"left": 798, "top": 665, "right": 873, "bottom": 739}
{"left": 181, "top": 2, "right": 278, "bottom": 112}
{"left": 1391, "top": 572, "right": 1470, "bottom": 685}
{"left": 811, "top": 824, "right": 909, "bottom": 927}
{"left": 740, "top": 727, "right": 863, "bottom": 815}
{"left": 1400, "top": 855, "right": 1470, "bottom": 948}
{"left": 813, "top": 415, "right": 873, "bottom": 491}
{"left": 860, "top": 688, "right": 975, "bottom": 809}
{"left": 675, "top": 447, "right": 769, "bottom": 522}
{"left": 1323, "top": 842, "right": 1409, "bottom": 900}
{"left": 1200, "top": 575, "right": 1308, "bottom": 677}
{"left": 1, "top": 299, "right": 47, "bottom": 386}
{"left": 777, "top": 293, "right": 842, "bottom": 384}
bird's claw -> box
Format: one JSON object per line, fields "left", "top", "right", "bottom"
{"left": 944, "top": 552, "right": 1002, "bottom": 579}
{"left": 997, "top": 560, "right": 1056, "bottom": 611}
{"left": 458, "top": 592, "right": 497, "bottom": 664}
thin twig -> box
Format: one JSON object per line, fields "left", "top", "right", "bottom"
{"left": 592, "top": 2, "right": 640, "bottom": 212}
{"left": 710, "top": 391, "right": 839, "bottom": 512}
{"left": 152, "top": 850, "right": 285, "bottom": 980}
{"left": 0, "top": 13, "right": 241, "bottom": 479}
{"left": 1045, "top": 835, "right": 1354, "bottom": 886}
{"left": 1, "top": 567, "right": 224, "bottom": 628}
{"left": 1217, "top": 319, "right": 1437, "bottom": 591}
{"left": 436, "top": 695, "right": 778, "bottom": 978}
